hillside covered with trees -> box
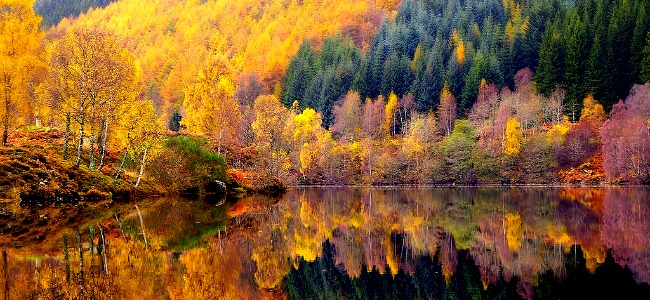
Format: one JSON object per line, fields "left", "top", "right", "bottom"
{"left": 34, "top": 0, "right": 116, "bottom": 27}
{"left": 2, "top": 0, "right": 650, "bottom": 189}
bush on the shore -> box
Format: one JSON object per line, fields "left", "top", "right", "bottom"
{"left": 148, "top": 136, "right": 231, "bottom": 193}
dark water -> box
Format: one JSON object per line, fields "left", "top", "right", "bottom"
{"left": 1, "top": 187, "right": 650, "bottom": 299}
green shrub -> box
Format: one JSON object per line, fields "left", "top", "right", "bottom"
{"left": 148, "top": 136, "right": 230, "bottom": 193}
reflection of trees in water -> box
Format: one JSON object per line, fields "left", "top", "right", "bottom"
{"left": 283, "top": 187, "right": 650, "bottom": 296}
{"left": 603, "top": 188, "right": 650, "bottom": 284}
{"left": 4, "top": 187, "right": 650, "bottom": 298}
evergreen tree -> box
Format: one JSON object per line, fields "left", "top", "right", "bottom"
{"left": 535, "top": 20, "right": 564, "bottom": 97}
{"left": 583, "top": 0, "right": 610, "bottom": 102}
{"left": 411, "top": 52, "right": 443, "bottom": 112}
{"left": 631, "top": 1, "right": 650, "bottom": 82}
{"left": 282, "top": 40, "right": 316, "bottom": 107}
{"left": 167, "top": 110, "right": 182, "bottom": 132}
{"left": 641, "top": 33, "right": 650, "bottom": 83}
{"left": 381, "top": 52, "right": 414, "bottom": 97}
{"left": 563, "top": 11, "right": 588, "bottom": 121}
{"left": 460, "top": 54, "right": 481, "bottom": 114}
{"left": 602, "top": 0, "right": 634, "bottom": 110}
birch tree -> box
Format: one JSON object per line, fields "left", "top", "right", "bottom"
{"left": 182, "top": 54, "right": 240, "bottom": 155}
{"left": 114, "top": 98, "right": 163, "bottom": 187}
{"left": 52, "top": 27, "right": 138, "bottom": 167}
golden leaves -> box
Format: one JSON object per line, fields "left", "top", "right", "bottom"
{"left": 182, "top": 55, "right": 240, "bottom": 153}
{"left": 503, "top": 117, "right": 522, "bottom": 156}
{"left": 580, "top": 94, "right": 606, "bottom": 124}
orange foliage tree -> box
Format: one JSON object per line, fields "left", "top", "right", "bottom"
{"left": 0, "top": 0, "right": 43, "bottom": 145}
{"left": 182, "top": 55, "right": 240, "bottom": 155}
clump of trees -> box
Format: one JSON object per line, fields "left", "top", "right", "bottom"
{"left": 34, "top": 0, "right": 115, "bottom": 27}
{"left": 148, "top": 136, "right": 229, "bottom": 193}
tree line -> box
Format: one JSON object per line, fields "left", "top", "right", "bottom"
{"left": 283, "top": 0, "right": 650, "bottom": 124}
{"left": 34, "top": 0, "right": 115, "bottom": 27}
{"left": 272, "top": 0, "right": 650, "bottom": 184}
{"left": 2, "top": 0, "right": 649, "bottom": 186}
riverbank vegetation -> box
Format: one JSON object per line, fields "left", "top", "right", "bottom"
{"left": 1, "top": 0, "right": 649, "bottom": 197}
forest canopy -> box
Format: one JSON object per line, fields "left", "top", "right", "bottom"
{"left": 3, "top": 0, "right": 650, "bottom": 186}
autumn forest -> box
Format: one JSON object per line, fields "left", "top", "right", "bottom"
{"left": 2, "top": 0, "right": 650, "bottom": 188}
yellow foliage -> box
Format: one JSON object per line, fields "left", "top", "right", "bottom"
{"left": 546, "top": 120, "right": 571, "bottom": 145}
{"left": 58, "top": 0, "right": 393, "bottom": 118}
{"left": 0, "top": 0, "right": 43, "bottom": 142}
{"left": 299, "top": 142, "right": 316, "bottom": 175}
{"left": 583, "top": 245, "right": 607, "bottom": 272}
{"left": 410, "top": 43, "right": 423, "bottom": 71}
{"left": 580, "top": 94, "right": 606, "bottom": 123}
{"left": 456, "top": 39, "right": 466, "bottom": 65}
{"left": 252, "top": 94, "right": 289, "bottom": 151}
{"left": 251, "top": 243, "right": 290, "bottom": 289}
{"left": 546, "top": 223, "right": 572, "bottom": 246}
{"left": 438, "top": 83, "right": 456, "bottom": 136}
{"left": 252, "top": 94, "right": 291, "bottom": 175}
{"left": 384, "top": 92, "right": 399, "bottom": 136}
{"left": 182, "top": 54, "right": 240, "bottom": 154}
{"left": 293, "top": 234, "right": 319, "bottom": 262}
{"left": 115, "top": 98, "right": 164, "bottom": 161}
{"left": 505, "top": 213, "right": 523, "bottom": 251}
{"left": 503, "top": 117, "right": 522, "bottom": 156}
{"left": 180, "top": 247, "right": 242, "bottom": 299}
{"left": 451, "top": 29, "right": 466, "bottom": 64}
{"left": 402, "top": 134, "right": 424, "bottom": 158}
{"left": 502, "top": 0, "right": 529, "bottom": 45}
{"left": 292, "top": 108, "right": 322, "bottom": 145}
{"left": 385, "top": 237, "right": 399, "bottom": 276}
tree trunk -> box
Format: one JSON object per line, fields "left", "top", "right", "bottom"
{"left": 76, "top": 114, "right": 85, "bottom": 166}
{"left": 135, "top": 204, "right": 148, "bottom": 249}
{"left": 89, "top": 226, "right": 95, "bottom": 276}
{"left": 77, "top": 231, "right": 84, "bottom": 284}
{"left": 88, "top": 123, "right": 96, "bottom": 170}
{"left": 2, "top": 78, "right": 10, "bottom": 147}
{"left": 98, "top": 119, "right": 109, "bottom": 170}
{"left": 3, "top": 250, "right": 7, "bottom": 300}
{"left": 114, "top": 149, "right": 128, "bottom": 180}
{"left": 135, "top": 146, "right": 149, "bottom": 188}
{"left": 114, "top": 214, "right": 128, "bottom": 243}
{"left": 217, "top": 129, "right": 223, "bottom": 156}
{"left": 63, "top": 113, "right": 71, "bottom": 160}
{"left": 98, "top": 225, "right": 108, "bottom": 276}
{"left": 63, "top": 236, "right": 70, "bottom": 283}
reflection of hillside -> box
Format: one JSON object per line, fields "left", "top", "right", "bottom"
{"left": 1, "top": 187, "right": 650, "bottom": 298}
{"left": 281, "top": 188, "right": 580, "bottom": 282}
{"left": 119, "top": 197, "right": 229, "bottom": 250}
{"left": 602, "top": 188, "right": 650, "bottom": 284}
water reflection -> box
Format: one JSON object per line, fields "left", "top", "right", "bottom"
{"left": 0, "top": 187, "right": 649, "bottom": 298}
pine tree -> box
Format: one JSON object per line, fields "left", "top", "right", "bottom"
{"left": 282, "top": 40, "right": 316, "bottom": 107}
{"left": 630, "top": 1, "right": 649, "bottom": 81}
{"left": 603, "top": 0, "right": 634, "bottom": 110}
{"left": 535, "top": 20, "right": 563, "bottom": 97}
{"left": 168, "top": 110, "right": 182, "bottom": 132}
{"left": 460, "top": 52, "right": 487, "bottom": 114}
{"left": 642, "top": 33, "right": 650, "bottom": 83}
{"left": 564, "top": 11, "right": 588, "bottom": 121}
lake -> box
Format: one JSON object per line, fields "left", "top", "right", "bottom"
{"left": 1, "top": 187, "right": 649, "bottom": 299}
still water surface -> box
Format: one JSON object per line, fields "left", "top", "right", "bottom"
{"left": 1, "top": 187, "right": 649, "bottom": 299}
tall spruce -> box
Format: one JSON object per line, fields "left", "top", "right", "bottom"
{"left": 535, "top": 20, "right": 563, "bottom": 97}
{"left": 563, "top": 11, "right": 588, "bottom": 121}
